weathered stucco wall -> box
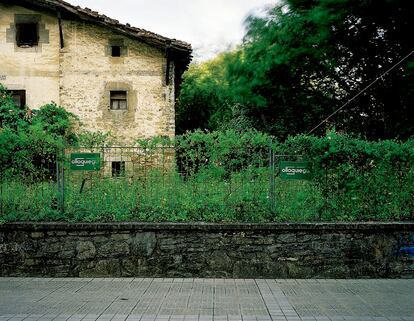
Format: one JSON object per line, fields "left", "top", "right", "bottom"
{"left": 59, "top": 21, "right": 175, "bottom": 144}
{"left": 0, "top": 4, "right": 60, "bottom": 107}
{"left": 0, "top": 222, "right": 413, "bottom": 278}
{"left": 0, "top": 3, "right": 176, "bottom": 144}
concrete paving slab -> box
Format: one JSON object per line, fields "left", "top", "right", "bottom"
{"left": 0, "top": 279, "right": 413, "bottom": 321}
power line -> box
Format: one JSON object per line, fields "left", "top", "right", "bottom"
{"left": 307, "top": 50, "right": 414, "bottom": 135}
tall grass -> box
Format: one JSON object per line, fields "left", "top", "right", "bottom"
{"left": 1, "top": 167, "right": 325, "bottom": 222}
{"left": 1, "top": 131, "right": 413, "bottom": 223}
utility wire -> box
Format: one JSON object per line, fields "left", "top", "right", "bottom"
{"left": 307, "top": 50, "right": 414, "bottom": 135}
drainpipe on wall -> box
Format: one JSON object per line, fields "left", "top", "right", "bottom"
{"left": 165, "top": 41, "right": 171, "bottom": 86}
{"left": 57, "top": 11, "right": 64, "bottom": 49}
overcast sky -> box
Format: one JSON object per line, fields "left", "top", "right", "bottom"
{"left": 68, "top": 0, "right": 279, "bottom": 61}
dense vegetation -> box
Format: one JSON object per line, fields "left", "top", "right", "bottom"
{"left": 177, "top": 0, "right": 414, "bottom": 140}
{"left": 1, "top": 0, "right": 413, "bottom": 223}
{"left": 0, "top": 85, "right": 118, "bottom": 178}
{"left": 0, "top": 85, "right": 77, "bottom": 179}
{"left": 1, "top": 126, "right": 413, "bottom": 222}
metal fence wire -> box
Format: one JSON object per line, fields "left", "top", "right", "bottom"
{"left": 0, "top": 151, "right": 58, "bottom": 219}
{"left": 59, "top": 146, "right": 278, "bottom": 221}
{"left": 2, "top": 145, "right": 411, "bottom": 221}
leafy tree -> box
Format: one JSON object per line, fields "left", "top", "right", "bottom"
{"left": 176, "top": 52, "right": 237, "bottom": 134}
{"left": 178, "top": 0, "right": 414, "bottom": 140}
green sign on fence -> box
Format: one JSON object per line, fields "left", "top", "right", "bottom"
{"left": 70, "top": 153, "right": 101, "bottom": 171}
{"left": 279, "top": 161, "right": 310, "bottom": 180}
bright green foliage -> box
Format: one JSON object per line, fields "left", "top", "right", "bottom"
{"left": 176, "top": 52, "right": 248, "bottom": 134}
{"left": 282, "top": 131, "right": 414, "bottom": 220}
{"left": 175, "top": 129, "right": 272, "bottom": 176}
{"left": 34, "top": 103, "right": 78, "bottom": 141}
{"left": 0, "top": 87, "right": 25, "bottom": 128}
{"left": 77, "top": 130, "right": 115, "bottom": 148}
{"left": 1, "top": 130, "right": 413, "bottom": 222}
{"left": 0, "top": 84, "right": 78, "bottom": 179}
{"left": 177, "top": 0, "right": 414, "bottom": 140}
{"left": 136, "top": 135, "right": 173, "bottom": 149}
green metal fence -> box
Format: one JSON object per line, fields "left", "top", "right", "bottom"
{"left": 2, "top": 145, "right": 410, "bottom": 222}
{"left": 0, "top": 146, "right": 311, "bottom": 221}
{"left": 59, "top": 146, "right": 279, "bottom": 221}
{"left": 0, "top": 152, "right": 59, "bottom": 220}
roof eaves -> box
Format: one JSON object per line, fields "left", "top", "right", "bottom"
{"left": 7, "top": 0, "right": 192, "bottom": 55}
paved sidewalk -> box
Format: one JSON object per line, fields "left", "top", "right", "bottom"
{"left": 0, "top": 278, "right": 413, "bottom": 321}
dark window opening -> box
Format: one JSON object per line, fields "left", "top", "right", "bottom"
{"left": 1, "top": 90, "right": 26, "bottom": 128}
{"left": 16, "top": 23, "right": 38, "bottom": 46}
{"left": 110, "top": 91, "right": 127, "bottom": 110}
{"left": 112, "top": 161, "right": 125, "bottom": 177}
{"left": 111, "top": 45, "right": 121, "bottom": 57}
{"left": 7, "top": 90, "right": 26, "bottom": 108}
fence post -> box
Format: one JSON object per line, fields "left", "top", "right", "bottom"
{"left": 56, "top": 148, "right": 65, "bottom": 214}
{"left": 269, "top": 138, "right": 276, "bottom": 212}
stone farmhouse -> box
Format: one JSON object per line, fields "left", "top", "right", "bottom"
{"left": 0, "top": 0, "right": 192, "bottom": 145}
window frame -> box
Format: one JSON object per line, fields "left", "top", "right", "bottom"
{"left": 111, "top": 45, "right": 121, "bottom": 57}
{"left": 16, "top": 22, "right": 39, "bottom": 47}
{"left": 108, "top": 39, "right": 127, "bottom": 57}
{"left": 110, "top": 91, "right": 128, "bottom": 110}
{"left": 111, "top": 161, "right": 126, "bottom": 177}
{"left": 7, "top": 90, "right": 26, "bottom": 109}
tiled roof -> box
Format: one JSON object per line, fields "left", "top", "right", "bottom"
{"left": 6, "top": 0, "right": 192, "bottom": 57}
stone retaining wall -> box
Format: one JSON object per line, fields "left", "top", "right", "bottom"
{"left": 1, "top": 222, "right": 413, "bottom": 278}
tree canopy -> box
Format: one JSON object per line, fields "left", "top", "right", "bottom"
{"left": 177, "top": 0, "right": 414, "bottom": 140}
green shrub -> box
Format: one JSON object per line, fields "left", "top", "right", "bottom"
{"left": 1, "top": 86, "right": 413, "bottom": 223}
{"left": 0, "top": 84, "right": 78, "bottom": 180}
{"left": 283, "top": 131, "right": 414, "bottom": 220}
{"left": 175, "top": 129, "right": 274, "bottom": 176}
